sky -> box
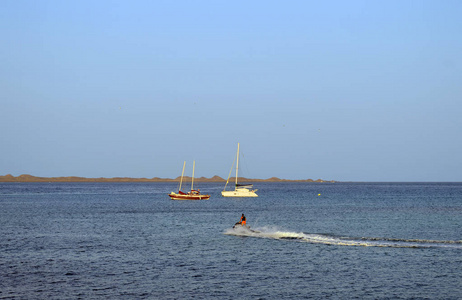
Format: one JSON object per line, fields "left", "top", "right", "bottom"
{"left": 1, "top": 0, "right": 461, "bottom": 182}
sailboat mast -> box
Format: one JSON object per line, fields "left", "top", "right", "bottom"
{"left": 179, "top": 161, "right": 186, "bottom": 191}
{"left": 235, "top": 143, "right": 239, "bottom": 186}
{"left": 191, "top": 160, "right": 195, "bottom": 191}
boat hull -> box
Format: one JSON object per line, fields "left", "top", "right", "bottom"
{"left": 221, "top": 188, "right": 258, "bottom": 197}
{"left": 169, "top": 192, "right": 210, "bottom": 200}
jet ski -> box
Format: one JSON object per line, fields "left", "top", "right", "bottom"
{"left": 232, "top": 222, "right": 260, "bottom": 233}
{"left": 233, "top": 222, "right": 245, "bottom": 229}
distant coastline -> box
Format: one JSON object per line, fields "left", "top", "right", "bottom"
{"left": 0, "top": 174, "right": 334, "bottom": 183}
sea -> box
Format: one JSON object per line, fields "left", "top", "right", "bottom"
{"left": 1, "top": 182, "right": 461, "bottom": 299}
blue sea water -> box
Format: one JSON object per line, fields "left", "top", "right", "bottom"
{"left": 1, "top": 182, "right": 461, "bottom": 299}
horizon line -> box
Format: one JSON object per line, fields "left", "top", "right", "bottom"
{"left": 0, "top": 174, "right": 460, "bottom": 183}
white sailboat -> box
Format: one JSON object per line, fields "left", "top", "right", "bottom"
{"left": 221, "top": 143, "right": 258, "bottom": 197}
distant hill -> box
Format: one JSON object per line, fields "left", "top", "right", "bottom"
{"left": 0, "top": 174, "right": 334, "bottom": 183}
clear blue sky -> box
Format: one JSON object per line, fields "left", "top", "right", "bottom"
{"left": 1, "top": 0, "right": 461, "bottom": 181}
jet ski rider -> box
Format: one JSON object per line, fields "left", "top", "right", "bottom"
{"left": 238, "top": 213, "right": 246, "bottom": 226}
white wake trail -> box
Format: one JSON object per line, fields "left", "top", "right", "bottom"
{"left": 224, "top": 226, "right": 462, "bottom": 249}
